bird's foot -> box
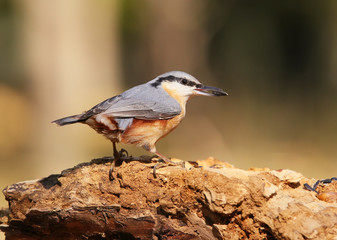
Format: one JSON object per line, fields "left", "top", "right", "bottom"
{"left": 119, "top": 148, "right": 129, "bottom": 158}
{"left": 109, "top": 164, "right": 115, "bottom": 181}
{"left": 114, "top": 148, "right": 129, "bottom": 167}
{"left": 152, "top": 158, "right": 186, "bottom": 178}
{"left": 109, "top": 148, "right": 130, "bottom": 181}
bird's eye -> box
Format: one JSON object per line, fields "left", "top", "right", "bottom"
{"left": 181, "top": 79, "right": 188, "bottom": 85}
{"left": 187, "top": 81, "right": 194, "bottom": 87}
{"left": 196, "top": 84, "right": 203, "bottom": 88}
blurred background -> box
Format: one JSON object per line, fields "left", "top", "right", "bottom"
{"left": 1, "top": 0, "right": 337, "bottom": 207}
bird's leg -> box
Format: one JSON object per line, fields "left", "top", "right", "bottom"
{"left": 152, "top": 151, "right": 185, "bottom": 178}
{"left": 113, "top": 142, "right": 119, "bottom": 159}
{"left": 109, "top": 143, "right": 130, "bottom": 181}
{"left": 154, "top": 151, "right": 175, "bottom": 164}
{"left": 155, "top": 151, "right": 185, "bottom": 168}
{"left": 109, "top": 142, "right": 120, "bottom": 181}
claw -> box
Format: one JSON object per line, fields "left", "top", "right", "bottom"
{"left": 152, "top": 159, "right": 185, "bottom": 178}
{"left": 109, "top": 142, "right": 120, "bottom": 181}
{"left": 153, "top": 163, "right": 166, "bottom": 178}
{"left": 119, "top": 148, "right": 129, "bottom": 158}
{"left": 109, "top": 160, "right": 115, "bottom": 181}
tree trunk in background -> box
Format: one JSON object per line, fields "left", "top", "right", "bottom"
{"left": 18, "top": 0, "right": 121, "bottom": 176}
{"left": 147, "top": 0, "right": 208, "bottom": 75}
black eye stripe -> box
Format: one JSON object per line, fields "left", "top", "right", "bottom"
{"left": 187, "top": 81, "right": 194, "bottom": 86}
{"left": 151, "top": 75, "right": 201, "bottom": 88}
{"left": 180, "top": 78, "right": 198, "bottom": 87}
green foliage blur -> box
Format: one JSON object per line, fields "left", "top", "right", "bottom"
{"left": 0, "top": 0, "right": 336, "bottom": 207}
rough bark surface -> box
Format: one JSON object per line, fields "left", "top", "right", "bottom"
{"left": 1, "top": 157, "right": 337, "bottom": 239}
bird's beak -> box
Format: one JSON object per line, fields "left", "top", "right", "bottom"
{"left": 194, "top": 85, "right": 228, "bottom": 97}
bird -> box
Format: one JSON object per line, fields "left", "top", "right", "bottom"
{"left": 53, "top": 71, "right": 227, "bottom": 178}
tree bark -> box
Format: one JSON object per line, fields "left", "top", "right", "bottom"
{"left": 1, "top": 157, "right": 337, "bottom": 239}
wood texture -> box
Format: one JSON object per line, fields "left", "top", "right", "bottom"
{"left": 1, "top": 157, "right": 337, "bottom": 239}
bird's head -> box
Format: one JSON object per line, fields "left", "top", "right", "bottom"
{"left": 150, "top": 71, "right": 227, "bottom": 103}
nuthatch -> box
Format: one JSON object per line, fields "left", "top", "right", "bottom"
{"left": 53, "top": 71, "right": 227, "bottom": 177}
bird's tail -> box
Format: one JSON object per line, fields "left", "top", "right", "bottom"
{"left": 52, "top": 114, "right": 83, "bottom": 126}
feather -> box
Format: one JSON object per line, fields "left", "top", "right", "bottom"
{"left": 52, "top": 114, "right": 82, "bottom": 126}
{"left": 78, "top": 82, "right": 182, "bottom": 121}
{"left": 115, "top": 118, "right": 134, "bottom": 131}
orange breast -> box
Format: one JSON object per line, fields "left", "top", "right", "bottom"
{"left": 84, "top": 111, "right": 185, "bottom": 151}
{"left": 121, "top": 113, "right": 184, "bottom": 152}
{"left": 121, "top": 83, "right": 188, "bottom": 151}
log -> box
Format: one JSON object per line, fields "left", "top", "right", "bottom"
{"left": 1, "top": 156, "right": 337, "bottom": 239}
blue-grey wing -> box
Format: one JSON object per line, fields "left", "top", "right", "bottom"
{"left": 79, "top": 83, "right": 181, "bottom": 121}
